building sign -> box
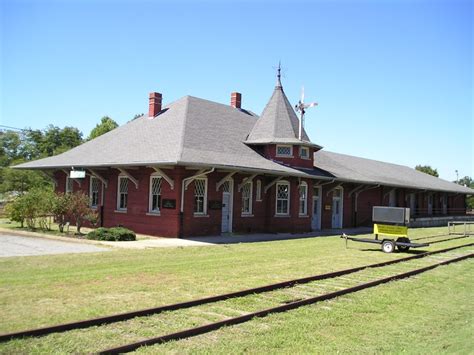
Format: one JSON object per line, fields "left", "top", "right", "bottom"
{"left": 70, "top": 170, "right": 86, "bottom": 179}
{"left": 208, "top": 200, "right": 223, "bottom": 210}
{"left": 325, "top": 204, "right": 331, "bottom": 210}
{"left": 373, "top": 224, "right": 408, "bottom": 237}
{"left": 162, "top": 199, "right": 176, "bottom": 209}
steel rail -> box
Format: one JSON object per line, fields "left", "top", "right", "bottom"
{"left": 410, "top": 233, "right": 449, "bottom": 241}
{"left": 100, "top": 253, "right": 473, "bottom": 354}
{"left": 427, "top": 235, "right": 470, "bottom": 244}
{"left": 1, "top": 242, "right": 472, "bottom": 343}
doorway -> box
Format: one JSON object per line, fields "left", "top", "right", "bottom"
{"left": 331, "top": 187, "right": 343, "bottom": 228}
{"left": 221, "top": 179, "right": 233, "bottom": 233}
{"left": 312, "top": 186, "right": 322, "bottom": 230}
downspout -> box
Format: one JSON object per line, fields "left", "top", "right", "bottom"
{"left": 179, "top": 168, "right": 215, "bottom": 237}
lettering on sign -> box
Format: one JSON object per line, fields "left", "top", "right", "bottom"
{"left": 208, "top": 200, "right": 223, "bottom": 210}
{"left": 162, "top": 199, "right": 176, "bottom": 209}
{"left": 325, "top": 205, "right": 331, "bottom": 210}
{"left": 373, "top": 224, "right": 408, "bottom": 237}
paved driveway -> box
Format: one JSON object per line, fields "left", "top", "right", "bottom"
{"left": 0, "top": 234, "right": 110, "bottom": 257}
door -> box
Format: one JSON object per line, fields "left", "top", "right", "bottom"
{"left": 427, "top": 194, "right": 433, "bottom": 215}
{"left": 221, "top": 192, "right": 230, "bottom": 233}
{"left": 410, "top": 193, "right": 416, "bottom": 217}
{"left": 312, "top": 186, "right": 322, "bottom": 230}
{"left": 331, "top": 188, "right": 343, "bottom": 228}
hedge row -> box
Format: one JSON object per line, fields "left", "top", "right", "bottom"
{"left": 87, "top": 227, "right": 136, "bottom": 241}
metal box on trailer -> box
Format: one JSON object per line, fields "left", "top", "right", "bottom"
{"left": 372, "top": 206, "right": 410, "bottom": 225}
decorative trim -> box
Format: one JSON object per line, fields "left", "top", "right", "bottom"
{"left": 88, "top": 169, "right": 108, "bottom": 188}
{"left": 150, "top": 166, "right": 174, "bottom": 190}
{"left": 238, "top": 174, "right": 257, "bottom": 191}
{"left": 216, "top": 172, "right": 236, "bottom": 191}
{"left": 264, "top": 176, "right": 286, "bottom": 194}
{"left": 117, "top": 168, "right": 139, "bottom": 189}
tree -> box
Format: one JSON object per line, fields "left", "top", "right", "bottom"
{"left": 0, "top": 165, "right": 51, "bottom": 195}
{"left": 0, "top": 131, "right": 21, "bottom": 166}
{"left": 69, "top": 192, "right": 91, "bottom": 234}
{"left": 88, "top": 116, "right": 118, "bottom": 140}
{"left": 52, "top": 193, "right": 73, "bottom": 233}
{"left": 415, "top": 165, "right": 439, "bottom": 177}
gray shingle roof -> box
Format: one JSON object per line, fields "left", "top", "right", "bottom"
{"left": 14, "top": 96, "right": 327, "bottom": 178}
{"left": 314, "top": 150, "right": 473, "bottom": 194}
{"left": 245, "top": 86, "right": 322, "bottom": 149}
{"left": 14, "top": 93, "right": 473, "bottom": 195}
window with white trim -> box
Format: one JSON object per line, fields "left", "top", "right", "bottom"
{"left": 241, "top": 181, "right": 253, "bottom": 215}
{"left": 149, "top": 175, "right": 162, "bottom": 213}
{"left": 117, "top": 176, "right": 128, "bottom": 210}
{"left": 65, "top": 176, "right": 73, "bottom": 193}
{"left": 300, "top": 147, "right": 309, "bottom": 159}
{"left": 256, "top": 180, "right": 262, "bottom": 201}
{"left": 299, "top": 182, "right": 308, "bottom": 215}
{"left": 276, "top": 145, "right": 292, "bottom": 157}
{"left": 90, "top": 176, "right": 100, "bottom": 208}
{"left": 276, "top": 181, "right": 290, "bottom": 215}
{"left": 194, "top": 178, "right": 207, "bottom": 214}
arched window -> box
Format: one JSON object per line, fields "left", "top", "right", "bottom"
{"left": 256, "top": 180, "right": 262, "bottom": 201}
{"left": 241, "top": 181, "right": 253, "bottom": 215}
{"left": 276, "top": 180, "right": 290, "bottom": 215}
{"left": 299, "top": 182, "right": 308, "bottom": 215}
{"left": 65, "top": 176, "right": 73, "bottom": 193}
{"left": 117, "top": 174, "right": 128, "bottom": 211}
{"left": 149, "top": 174, "right": 162, "bottom": 213}
{"left": 194, "top": 178, "right": 207, "bottom": 215}
{"left": 90, "top": 176, "right": 100, "bottom": 208}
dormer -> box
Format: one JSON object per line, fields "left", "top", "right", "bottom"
{"left": 245, "top": 69, "right": 322, "bottom": 169}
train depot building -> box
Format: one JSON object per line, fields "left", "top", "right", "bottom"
{"left": 17, "top": 76, "right": 474, "bottom": 237}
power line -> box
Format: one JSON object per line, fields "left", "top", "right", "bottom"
{"left": 0, "top": 124, "right": 28, "bottom": 132}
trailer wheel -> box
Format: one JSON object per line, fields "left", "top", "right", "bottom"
{"left": 396, "top": 237, "right": 411, "bottom": 252}
{"left": 382, "top": 240, "right": 395, "bottom": 253}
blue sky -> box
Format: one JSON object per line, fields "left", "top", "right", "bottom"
{"left": 1, "top": 0, "right": 472, "bottom": 181}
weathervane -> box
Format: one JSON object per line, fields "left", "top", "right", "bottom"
{"left": 295, "top": 86, "right": 318, "bottom": 140}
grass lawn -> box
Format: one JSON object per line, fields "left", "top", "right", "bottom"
{"left": 0, "top": 226, "right": 472, "bottom": 353}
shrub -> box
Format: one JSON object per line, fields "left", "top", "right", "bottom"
{"left": 87, "top": 227, "right": 136, "bottom": 241}
{"left": 5, "top": 188, "right": 55, "bottom": 230}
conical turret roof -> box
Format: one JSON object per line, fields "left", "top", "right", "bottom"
{"left": 245, "top": 82, "right": 322, "bottom": 149}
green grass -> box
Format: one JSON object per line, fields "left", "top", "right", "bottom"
{"left": 0, "top": 226, "right": 472, "bottom": 353}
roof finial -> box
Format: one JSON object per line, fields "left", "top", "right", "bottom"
{"left": 276, "top": 61, "right": 282, "bottom": 87}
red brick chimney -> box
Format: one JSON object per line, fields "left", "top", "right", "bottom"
{"left": 230, "top": 92, "right": 242, "bottom": 109}
{"left": 149, "top": 92, "right": 162, "bottom": 117}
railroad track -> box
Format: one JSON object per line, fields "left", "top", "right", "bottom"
{"left": 1, "top": 243, "right": 472, "bottom": 354}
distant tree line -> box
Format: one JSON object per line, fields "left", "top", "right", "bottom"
{"left": 0, "top": 116, "right": 119, "bottom": 195}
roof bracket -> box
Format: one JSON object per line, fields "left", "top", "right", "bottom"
{"left": 383, "top": 188, "right": 397, "bottom": 199}
{"left": 348, "top": 185, "right": 366, "bottom": 197}
{"left": 42, "top": 171, "right": 58, "bottom": 187}
{"left": 216, "top": 172, "right": 236, "bottom": 191}
{"left": 184, "top": 169, "right": 207, "bottom": 190}
{"left": 355, "top": 184, "right": 380, "bottom": 197}
{"left": 61, "top": 169, "right": 81, "bottom": 187}
{"left": 264, "top": 176, "right": 286, "bottom": 194}
{"left": 326, "top": 183, "right": 343, "bottom": 197}
{"left": 117, "top": 168, "right": 139, "bottom": 189}
{"left": 314, "top": 179, "right": 335, "bottom": 188}
{"left": 151, "top": 167, "right": 174, "bottom": 190}
{"left": 238, "top": 174, "right": 257, "bottom": 191}
{"left": 88, "top": 169, "right": 108, "bottom": 188}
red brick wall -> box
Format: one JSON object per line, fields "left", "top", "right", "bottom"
{"left": 53, "top": 167, "right": 468, "bottom": 237}
{"left": 263, "top": 145, "right": 314, "bottom": 169}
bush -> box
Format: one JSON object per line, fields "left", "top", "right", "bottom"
{"left": 87, "top": 227, "right": 136, "bottom": 241}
